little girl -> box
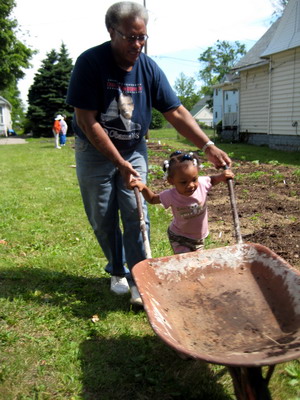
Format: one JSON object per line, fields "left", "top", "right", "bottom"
{"left": 130, "top": 150, "right": 234, "bottom": 254}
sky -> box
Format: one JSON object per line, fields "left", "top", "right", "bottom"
{"left": 13, "top": 0, "right": 275, "bottom": 106}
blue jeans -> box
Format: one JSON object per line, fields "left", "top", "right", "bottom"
{"left": 75, "top": 136, "right": 149, "bottom": 277}
{"left": 59, "top": 134, "right": 67, "bottom": 145}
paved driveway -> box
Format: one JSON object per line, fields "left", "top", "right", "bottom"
{"left": 0, "top": 137, "right": 28, "bottom": 145}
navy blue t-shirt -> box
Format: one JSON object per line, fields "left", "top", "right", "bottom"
{"left": 66, "top": 41, "right": 181, "bottom": 151}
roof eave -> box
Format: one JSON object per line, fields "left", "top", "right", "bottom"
{"left": 231, "top": 59, "right": 270, "bottom": 73}
{"left": 212, "top": 81, "right": 240, "bottom": 90}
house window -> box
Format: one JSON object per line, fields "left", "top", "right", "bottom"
{"left": 215, "top": 111, "right": 218, "bottom": 118}
{"left": 225, "top": 93, "right": 228, "bottom": 100}
{"left": 215, "top": 89, "right": 218, "bottom": 96}
{"left": 0, "top": 107, "right": 3, "bottom": 124}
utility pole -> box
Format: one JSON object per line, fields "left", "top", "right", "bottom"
{"left": 143, "top": 0, "right": 149, "bottom": 141}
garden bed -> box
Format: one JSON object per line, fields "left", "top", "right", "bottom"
{"left": 147, "top": 142, "right": 300, "bottom": 270}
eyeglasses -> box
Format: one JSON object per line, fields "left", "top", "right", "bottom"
{"left": 115, "top": 29, "right": 149, "bottom": 43}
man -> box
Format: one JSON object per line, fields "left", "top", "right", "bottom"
{"left": 66, "top": 1, "right": 231, "bottom": 306}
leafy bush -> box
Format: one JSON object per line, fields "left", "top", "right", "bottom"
{"left": 150, "top": 109, "right": 165, "bottom": 130}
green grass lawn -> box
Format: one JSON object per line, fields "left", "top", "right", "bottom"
{"left": 0, "top": 135, "right": 299, "bottom": 399}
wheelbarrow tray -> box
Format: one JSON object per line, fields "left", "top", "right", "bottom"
{"left": 132, "top": 242, "right": 300, "bottom": 367}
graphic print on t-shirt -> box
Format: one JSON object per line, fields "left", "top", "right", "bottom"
{"left": 101, "top": 81, "right": 142, "bottom": 148}
{"left": 176, "top": 202, "right": 207, "bottom": 220}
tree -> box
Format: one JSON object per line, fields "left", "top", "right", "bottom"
{"left": 174, "top": 73, "right": 200, "bottom": 111}
{"left": 198, "top": 40, "right": 246, "bottom": 103}
{"left": 0, "top": 0, "right": 34, "bottom": 91}
{"left": 26, "top": 43, "right": 74, "bottom": 137}
{"left": 150, "top": 108, "right": 165, "bottom": 129}
{"left": 271, "top": 0, "right": 289, "bottom": 19}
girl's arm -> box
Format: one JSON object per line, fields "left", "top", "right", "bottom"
{"left": 129, "top": 180, "right": 161, "bottom": 204}
{"left": 210, "top": 169, "right": 234, "bottom": 186}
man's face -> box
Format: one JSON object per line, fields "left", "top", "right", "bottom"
{"left": 110, "top": 17, "right": 147, "bottom": 70}
{"left": 119, "top": 95, "right": 134, "bottom": 119}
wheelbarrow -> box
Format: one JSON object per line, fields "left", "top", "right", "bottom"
{"left": 132, "top": 174, "right": 300, "bottom": 400}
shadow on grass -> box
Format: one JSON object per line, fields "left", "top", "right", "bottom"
{"left": 0, "top": 267, "right": 233, "bottom": 399}
{"left": 0, "top": 267, "right": 131, "bottom": 317}
{"left": 79, "top": 334, "right": 232, "bottom": 400}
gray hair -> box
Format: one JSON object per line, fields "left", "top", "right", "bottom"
{"left": 105, "top": 1, "right": 149, "bottom": 30}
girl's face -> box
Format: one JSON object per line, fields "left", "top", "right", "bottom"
{"left": 168, "top": 162, "right": 199, "bottom": 196}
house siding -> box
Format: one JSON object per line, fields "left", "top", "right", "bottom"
{"left": 269, "top": 48, "right": 300, "bottom": 136}
{"left": 218, "top": 0, "right": 300, "bottom": 150}
{"left": 239, "top": 64, "right": 269, "bottom": 134}
{"left": 0, "top": 97, "right": 12, "bottom": 136}
{"left": 213, "top": 88, "right": 239, "bottom": 126}
{"left": 236, "top": 48, "right": 300, "bottom": 150}
{"left": 194, "top": 107, "right": 213, "bottom": 127}
{"left": 213, "top": 89, "right": 222, "bottom": 125}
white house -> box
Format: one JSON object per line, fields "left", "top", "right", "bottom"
{"left": 212, "top": 74, "right": 239, "bottom": 127}
{"left": 190, "top": 97, "right": 213, "bottom": 127}
{"left": 0, "top": 96, "right": 13, "bottom": 137}
{"left": 227, "top": 0, "right": 300, "bottom": 150}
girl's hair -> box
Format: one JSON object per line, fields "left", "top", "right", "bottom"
{"left": 163, "top": 151, "right": 200, "bottom": 178}
{"left": 105, "top": 2, "right": 149, "bottom": 31}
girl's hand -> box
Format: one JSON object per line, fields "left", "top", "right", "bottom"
{"left": 129, "top": 178, "right": 144, "bottom": 191}
{"left": 224, "top": 169, "right": 234, "bottom": 180}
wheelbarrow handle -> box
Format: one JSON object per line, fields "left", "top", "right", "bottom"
{"left": 134, "top": 186, "right": 152, "bottom": 259}
{"left": 224, "top": 166, "right": 243, "bottom": 244}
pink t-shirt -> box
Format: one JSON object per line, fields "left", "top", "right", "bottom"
{"left": 159, "top": 176, "right": 212, "bottom": 240}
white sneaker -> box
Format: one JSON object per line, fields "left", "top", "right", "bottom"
{"left": 110, "top": 276, "right": 129, "bottom": 295}
{"left": 130, "top": 285, "right": 143, "bottom": 306}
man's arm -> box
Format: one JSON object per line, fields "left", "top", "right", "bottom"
{"left": 75, "top": 108, "right": 140, "bottom": 185}
{"left": 163, "top": 105, "right": 231, "bottom": 168}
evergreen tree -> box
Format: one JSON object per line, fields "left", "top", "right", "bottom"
{"left": 26, "top": 43, "right": 73, "bottom": 137}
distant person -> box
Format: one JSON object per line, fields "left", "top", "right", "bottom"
{"left": 130, "top": 151, "right": 234, "bottom": 254}
{"left": 66, "top": 1, "right": 231, "bottom": 306}
{"left": 8, "top": 129, "right": 17, "bottom": 136}
{"left": 59, "top": 115, "right": 68, "bottom": 146}
{"left": 52, "top": 115, "right": 62, "bottom": 149}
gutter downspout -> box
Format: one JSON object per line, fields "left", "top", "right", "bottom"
{"left": 237, "top": 79, "right": 240, "bottom": 139}
{"left": 222, "top": 89, "right": 225, "bottom": 129}
{"left": 267, "top": 58, "right": 272, "bottom": 135}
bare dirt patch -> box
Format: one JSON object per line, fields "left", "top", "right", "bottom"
{"left": 147, "top": 142, "right": 300, "bottom": 270}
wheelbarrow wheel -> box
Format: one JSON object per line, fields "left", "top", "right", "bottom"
{"left": 228, "top": 366, "right": 274, "bottom": 400}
